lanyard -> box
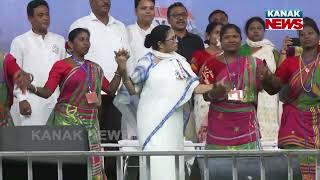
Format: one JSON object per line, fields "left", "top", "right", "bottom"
{"left": 223, "top": 55, "right": 240, "bottom": 89}
{"left": 72, "top": 56, "right": 92, "bottom": 92}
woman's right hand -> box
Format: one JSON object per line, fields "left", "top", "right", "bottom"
{"left": 204, "top": 84, "right": 227, "bottom": 101}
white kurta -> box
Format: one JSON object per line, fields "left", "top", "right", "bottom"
{"left": 131, "top": 52, "right": 199, "bottom": 180}
{"left": 10, "top": 30, "right": 65, "bottom": 126}
{"left": 126, "top": 23, "right": 155, "bottom": 74}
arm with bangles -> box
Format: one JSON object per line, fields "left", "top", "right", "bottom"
{"left": 28, "top": 85, "right": 53, "bottom": 99}
{"left": 203, "top": 84, "right": 227, "bottom": 102}
{"left": 102, "top": 67, "right": 122, "bottom": 96}
{"left": 194, "top": 84, "right": 213, "bottom": 94}
{"left": 121, "top": 72, "right": 138, "bottom": 95}
{"left": 27, "top": 61, "right": 61, "bottom": 99}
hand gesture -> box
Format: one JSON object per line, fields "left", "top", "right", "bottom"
{"left": 257, "top": 60, "right": 271, "bottom": 80}
{"left": 114, "top": 48, "right": 129, "bottom": 73}
{"left": 19, "top": 100, "right": 32, "bottom": 116}
{"left": 14, "top": 71, "right": 31, "bottom": 94}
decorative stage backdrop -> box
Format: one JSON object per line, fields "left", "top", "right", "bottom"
{"left": 0, "top": 0, "right": 319, "bottom": 51}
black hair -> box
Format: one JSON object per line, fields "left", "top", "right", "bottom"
{"left": 144, "top": 25, "right": 171, "bottom": 50}
{"left": 134, "top": 0, "right": 155, "bottom": 9}
{"left": 68, "top": 28, "right": 90, "bottom": 42}
{"left": 204, "top": 22, "right": 223, "bottom": 44}
{"left": 167, "top": 2, "right": 188, "bottom": 18}
{"left": 220, "top": 23, "right": 242, "bottom": 41}
{"left": 208, "top": 9, "right": 228, "bottom": 23}
{"left": 27, "top": 0, "right": 49, "bottom": 17}
{"left": 244, "top": 16, "right": 265, "bottom": 35}
{"left": 300, "top": 17, "right": 320, "bottom": 35}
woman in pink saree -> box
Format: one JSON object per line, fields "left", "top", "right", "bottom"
{"left": 262, "top": 17, "right": 320, "bottom": 180}
{"left": 202, "top": 24, "right": 271, "bottom": 150}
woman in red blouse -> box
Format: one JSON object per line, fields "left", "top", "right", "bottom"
{"left": 190, "top": 22, "right": 223, "bottom": 143}
{"left": 262, "top": 17, "right": 320, "bottom": 180}
{"left": 28, "top": 28, "right": 129, "bottom": 180}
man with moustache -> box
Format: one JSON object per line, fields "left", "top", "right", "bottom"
{"left": 69, "top": 0, "right": 131, "bottom": 178}
{"left": 167, "top": 2, "right": 204, "bottom": 63}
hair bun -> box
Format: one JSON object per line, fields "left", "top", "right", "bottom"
{"left": 144, "top": 34, "right": 153, "bottom": 48}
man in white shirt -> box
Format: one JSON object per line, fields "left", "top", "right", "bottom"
{"left": 116, "top": 1, "right": 155, "bottom": 178}
{"left": 117, "top": 0, "right": 155, "bottom": 141}
{"left": 69, "top": 0, "right": 130, "bottom": 178}
{"left": 126, "top": 0, "right": 156, "bottom": 74}
{"left": 10, "top": 0, "right": 65, "bottom": 126}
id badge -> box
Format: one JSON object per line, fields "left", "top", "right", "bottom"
{"left": 86, "top": 92, "right": 99, "bottom": 104}
{"left": 228, "top": 88, "right": 244, "bottom": 101}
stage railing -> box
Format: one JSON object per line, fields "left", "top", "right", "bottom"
{"left": 0, "top": 149, "right": 319, "bottom": 180}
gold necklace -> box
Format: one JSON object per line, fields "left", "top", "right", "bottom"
{"left": 299, "top": 53, "right": 320, "bottom": 92}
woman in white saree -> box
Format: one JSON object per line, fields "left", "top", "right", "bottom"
{"left": 118, "top": 25, "right": 212, "bottom": 180}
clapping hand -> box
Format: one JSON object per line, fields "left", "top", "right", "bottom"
{"left": 257, "top": 60, "right": 273, "bottom": 81}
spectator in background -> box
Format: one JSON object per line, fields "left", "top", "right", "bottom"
{"left": 208, "top": 9, "right": 229, "bottom": 25}
{"left": 167, "top": 2, "right": 204, "bottom": 63}
{"left": 116, "top": 0, "right": 156, "bottom": 141}
{"left": 238, "top": 16, "right": 280, "bottom": 148}
{"left": 10, "top": 0, "right": 65, "bottom": 126}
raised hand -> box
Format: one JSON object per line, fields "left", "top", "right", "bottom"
{"left": 257, "top": 60, "right": 273, "bottom": 81}
{"left": 114, "top": 48, "right": 129, "bottom": 75}
{"left": 282, "top": 36, "right": 293, "bottom": 53}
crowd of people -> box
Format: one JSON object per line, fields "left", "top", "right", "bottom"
{"left": 1, "top": 0, "right": 320, "bottom": 180}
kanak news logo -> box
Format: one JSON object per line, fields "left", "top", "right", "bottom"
{"left": 265, "top": 10, "right": 303, "bottom": 30}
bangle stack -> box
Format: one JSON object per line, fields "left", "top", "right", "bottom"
{"left": 114, "top": 71, "right": 121, "bottom": 77}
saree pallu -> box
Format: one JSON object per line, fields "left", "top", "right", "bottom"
{"left": 202, "top": 56, "right": 263, "bottom": 148}
{"left": 47, "top": 61, "right": 106, "bottom": 180}
{"left": 0, "top": 52, "right": 13, "bottom": 127}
